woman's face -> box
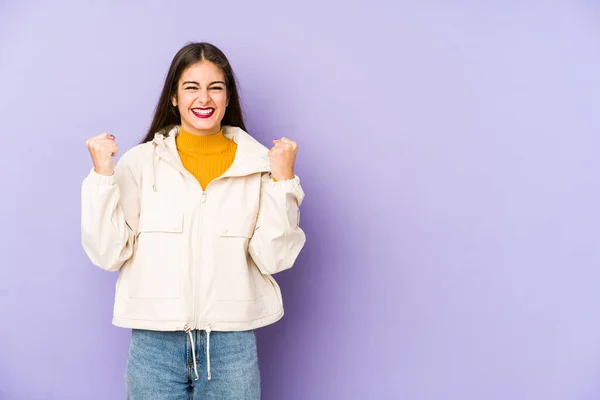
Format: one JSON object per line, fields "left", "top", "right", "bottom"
{"left": 172, "top": 61, "right": 229, "bottom": 136}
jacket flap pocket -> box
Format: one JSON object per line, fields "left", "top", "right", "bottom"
{"left": 219, "top": 213, "right": 257, "bottom": 238}
{"left": 138, "top": 212, "right": 184, "bottom": 233}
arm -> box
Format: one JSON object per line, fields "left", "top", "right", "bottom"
{"left": 248, "top": 173, "right": 306, "bottom": 275}
{"left": 80, "top": 152, "right": 140, "bottom": 272}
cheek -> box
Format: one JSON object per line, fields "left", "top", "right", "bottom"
{"left": 216, "top": 94, "right": 228, "bottom": 111}
{"left": 178, "top": 94, "right": 192, "bottom": 109}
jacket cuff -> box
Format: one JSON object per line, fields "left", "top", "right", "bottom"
{"left": 270, "top": 175, "right": 304, "bottom": 204}
{"left": 85, "top": 167, "right": 117, "bottom": 186}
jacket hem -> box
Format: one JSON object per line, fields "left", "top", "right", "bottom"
{"left": 112, "top": 311, "right": 284, "bottom": 332}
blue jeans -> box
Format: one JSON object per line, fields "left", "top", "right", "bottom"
{"left": 125, "top": 329, "right": 260, "bottom": 399}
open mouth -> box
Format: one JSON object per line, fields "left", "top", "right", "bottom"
{"left": 191, "top": 108, "right": 215, "bottom": 119}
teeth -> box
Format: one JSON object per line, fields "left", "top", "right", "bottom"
{"left": 193, "top": 109, "right": 214, "bottom": 115}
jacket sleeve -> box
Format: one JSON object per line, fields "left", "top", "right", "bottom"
{"left": 80, "top": 152, "right": 140, "bottom": 272}
{"left": 248, "top": 173, "right": 307, "bottom": 275}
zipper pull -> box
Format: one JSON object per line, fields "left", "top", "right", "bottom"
{"left": 200, "top": 191, "right": 207, "bottom": 203}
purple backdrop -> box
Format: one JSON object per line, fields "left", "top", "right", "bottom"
{"left": 1, "top": 1, "right": 600, "bottom": 399}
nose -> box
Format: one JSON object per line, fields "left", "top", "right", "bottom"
{"left": 197, "top": 89, "right": 210, "bottom": 105}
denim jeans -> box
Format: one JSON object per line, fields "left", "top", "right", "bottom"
{"left": 125, "top": 329, "right": 260, "bottom": 399}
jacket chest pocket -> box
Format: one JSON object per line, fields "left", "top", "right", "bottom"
{"left": 216, "top": 213, "right": 262, "bottom": 302}
{"left": 129, "top": 212, "right": 184, "bottom": 299}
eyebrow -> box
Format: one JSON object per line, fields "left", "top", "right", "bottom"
{"left": 182, "top": 80, "right": 226, "bottom": 86}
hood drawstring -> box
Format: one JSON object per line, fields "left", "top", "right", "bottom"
{"left": 187, "top": 329, "right": 200, "bottom": 381}
{"left": 152, "top": 142, "right": 158, "bottom": 192}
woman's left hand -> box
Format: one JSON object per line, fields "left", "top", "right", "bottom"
{"left": 269, "top": 137, "right": 298, "bottom": 181}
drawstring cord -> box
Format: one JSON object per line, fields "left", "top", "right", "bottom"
{"left": 187, "top": 329, "right": 200, "bottom": 381}
{"left": 206, "top": 326, "right": 212, "bottom": 381}
{"left": 152, "top": 142, "right": 158, "bottom": 192}
{"left": 186, "top": 326, "right": 212, "bottom": 381}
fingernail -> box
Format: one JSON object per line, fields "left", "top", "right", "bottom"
{"left": 110, "top": 135, "right": 115, "bottom": 139}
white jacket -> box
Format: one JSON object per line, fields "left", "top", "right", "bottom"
{"left": 81, "top": 125, "right": 306, "bottom": 334}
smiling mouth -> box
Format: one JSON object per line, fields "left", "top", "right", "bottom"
{"left": 191, "top": 108, "right": 215, "bottom": 118}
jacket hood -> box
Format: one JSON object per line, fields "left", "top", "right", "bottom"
{"left": 152, "top": 125, "right": 271, "bottom": 178}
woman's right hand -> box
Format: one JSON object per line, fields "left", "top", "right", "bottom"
{"left": 86, "top": 133, "right": 118, "bottom": 176}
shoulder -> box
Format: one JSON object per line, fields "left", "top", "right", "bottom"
{"left": 115, "top": 142, "right": 154, "bottom": 175}
{"left": 224, "top": 126, "right": 268, "bottom": 151}
{"left": 223, "top": 125, "right": 270, "bottom": 170}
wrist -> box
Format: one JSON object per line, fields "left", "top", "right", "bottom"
{"left": 271, "top": 171, "right": 294, "bottom": 181}
{"left": 94, "top": 167, "right": 115, "bottom": 176}
{"left": 272, "top": 175, "right": 294, "bottom": 181}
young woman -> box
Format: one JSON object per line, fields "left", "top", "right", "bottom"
{"left": 81, "top": 42, "right": 306, "bottom": 399}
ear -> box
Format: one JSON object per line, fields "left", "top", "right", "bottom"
{"left": 226, "top": 95, "right": 230, "bottom": 107}
{"left": 171, "top": 95, "right": 178, "bottom": 107}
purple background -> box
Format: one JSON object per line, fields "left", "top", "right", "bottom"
{"left": 1, "top": 1, "right": 600, "bottom": 399}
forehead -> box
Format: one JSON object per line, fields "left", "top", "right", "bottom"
{"left": 179, "top": 61, "right": 224, "bottom": 83}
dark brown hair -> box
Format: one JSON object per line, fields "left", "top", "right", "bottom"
{"left": 141, "top": 42, "right": 246, "bottom": 143}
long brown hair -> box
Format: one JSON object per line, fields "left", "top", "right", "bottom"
{"left": 141, "top": 42, "right": 246, "bottom": 143}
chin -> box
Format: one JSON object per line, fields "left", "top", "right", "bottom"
{"left": 192, "top": 122, "right": 220, "bottom": 133}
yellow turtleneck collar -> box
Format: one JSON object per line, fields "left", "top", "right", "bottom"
{"left": 174, "top": 125, "right": 238, "bottom": 190}
{"left": 176, "top": 126, "right": 231, "bottom": 155}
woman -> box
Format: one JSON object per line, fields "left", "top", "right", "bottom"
{"left": 81, "top": 42, "right": 306, "bottom": 399}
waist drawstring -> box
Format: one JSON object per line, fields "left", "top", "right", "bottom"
{"left": 186, "top": 326, "right": 212, "bottom": 381}
{"left": 187, "top": 330, "right": 200, "bottom": 381}
{"left": 206, "top": 326, "right": 212, "bottom": 381}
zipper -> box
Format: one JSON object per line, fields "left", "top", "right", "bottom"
{"left": 161, "top": 163, "right": 219, "bottom": 330}
{"left": 190, "top": 180, "right": 217, "bottom": 330}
